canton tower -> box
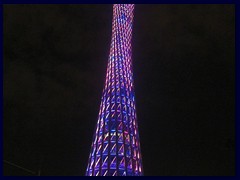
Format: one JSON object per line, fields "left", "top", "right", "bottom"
{"left": 85, "top": 4, "right": 143, "bottom": 176}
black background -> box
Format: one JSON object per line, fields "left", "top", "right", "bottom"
{"left": 4, "top": 4, "right": 235, "bottom": 176}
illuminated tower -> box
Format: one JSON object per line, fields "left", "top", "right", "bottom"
{"left": 85, "top": 4, "right": 143, "bottom": 176}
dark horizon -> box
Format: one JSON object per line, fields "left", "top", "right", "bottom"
{"left": 4, "top": 4, "right": 235, "bottom": 176}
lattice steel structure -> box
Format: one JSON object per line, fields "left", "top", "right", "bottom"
{"left": 85, "top": 4, "right": 143, "bottom": 176}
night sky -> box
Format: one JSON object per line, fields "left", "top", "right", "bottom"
{"left": 4, "top": 4, "right": 235, "bottom": 176}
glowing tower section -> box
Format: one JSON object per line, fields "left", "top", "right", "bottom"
{"left": 86, "top": 4, "right": 143, "bottom": 176}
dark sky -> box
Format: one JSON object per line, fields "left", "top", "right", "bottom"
{"left": 3, "top": 4, "right": 235, "bottom": 176}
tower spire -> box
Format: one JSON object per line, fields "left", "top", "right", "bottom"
{"left": 86, "top": 4, "right": 143, "bottom": 176}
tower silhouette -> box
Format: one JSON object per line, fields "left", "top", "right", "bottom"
{"left": 86, "top": 4, "right": 143, "bottom": 176}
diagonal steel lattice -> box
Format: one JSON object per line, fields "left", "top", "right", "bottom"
{"left": 85, "top": 4, "right": 143, "bottom": 176}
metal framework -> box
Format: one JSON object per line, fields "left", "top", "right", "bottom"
{"left": 85, "top": 4, "right": 143, "bottom": 176}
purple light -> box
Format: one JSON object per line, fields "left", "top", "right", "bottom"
{"left": 85, "top": 4, "right": 143, "bottom": 176}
